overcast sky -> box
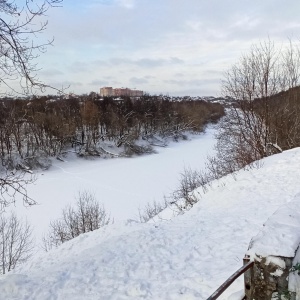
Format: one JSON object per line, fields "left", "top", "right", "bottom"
{"left": 35, "top": 0, "right": 300, "bottom": 96}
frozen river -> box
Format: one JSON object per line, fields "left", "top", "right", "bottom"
{"left": 13, "top": 125, "right": 218, "bottom": 240}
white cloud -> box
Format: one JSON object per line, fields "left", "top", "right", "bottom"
{"left": 117, "top": 0, "right": 135, "bottom": 9}
{"left": 231, "top": 15, "right": 260, "bottom": 30}
{"left": 186, "top": 20, "right": 202, "bottom": 31}
{"left": 130, "top": 77, "right": 149, "bottom": 85}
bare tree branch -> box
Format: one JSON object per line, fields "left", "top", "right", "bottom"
{"left": 0, "top": 212, "right": 33, "bottom": 274}
{"left": 0, "top": 0, "right": 63, "bottom": 96}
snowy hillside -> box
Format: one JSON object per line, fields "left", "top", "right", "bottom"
{"left": 1, "top": 148, "right": 300, "bottom": 299}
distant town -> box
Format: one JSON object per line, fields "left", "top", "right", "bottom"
{"left": 0, "top": 86, "right": 234, "bottom": 107}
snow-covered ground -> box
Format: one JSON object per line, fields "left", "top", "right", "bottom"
{"left": 2, "top": 139, "right": 300, "bottom": 298}
{"left": 11, "top": 125, "right": 217, "bottom": 243}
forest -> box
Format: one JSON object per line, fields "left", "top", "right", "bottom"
{"left": 0, "top": 94, "right": 225, "bottom": 170}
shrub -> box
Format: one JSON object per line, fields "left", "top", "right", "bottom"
{"left": 137, "top": 199, "right": 168, "bottom": 223}
{"left": 42, "top": 191, "right": 110, "bottom": 251}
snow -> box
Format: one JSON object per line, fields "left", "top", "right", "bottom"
{"left": 2, "top": 132, "right": 300, "bottom": 299}
{"left": 247, "top": 193, "right": 300, "bottom": 260}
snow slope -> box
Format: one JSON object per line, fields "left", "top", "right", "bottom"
{"left": 1, "top": 147, "right": 300, "bottom": 299}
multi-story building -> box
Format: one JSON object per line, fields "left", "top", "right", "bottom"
{"left": 113, "top": 88, "right": 131, "bottom": 97}
{"left": 99, "top": 87, "right": 114, "bottom": 97}
{"left": 100, "top": 87, "right": 143, "bottom": 97}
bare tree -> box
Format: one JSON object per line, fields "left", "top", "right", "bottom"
{"left": 0, "top": 212, "right": 33, "bottom": 274}
{"left": 0, "top": 0, "right": 63, "bottom": 95}
{"left": 221, "top": 39, "right": 300, "bottom": 170}
{"left": 42, "top": 191, "right": 111, "bottom": 251}
{"left": 0, "top": 169, "right": 35, "bottom": 210}
{"left": 280, "top": 39, "right": 300, "bottom": 90}
{"left": 0, "top": 0, "right": 62, "bottom": 208}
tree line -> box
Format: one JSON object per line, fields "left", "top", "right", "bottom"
{"left": 0, "top": 95, "right": 224, "bottom": 169}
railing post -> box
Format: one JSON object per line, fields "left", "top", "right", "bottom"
{"left": 243, "top": 255, "right": 252, "bottom": 299}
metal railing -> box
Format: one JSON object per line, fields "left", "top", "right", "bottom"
{"left": 206, "top": 260, "right": 254, "bottom": 300}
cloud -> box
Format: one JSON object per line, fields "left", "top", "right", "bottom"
{"left": 109, "top": 57, "right": 184, "bottom": 68}
{"left": 186, "top": 20, "right": 202, "bottom": 31}
{"left": 40, "top": 69, "right": 64, "bottom": 77}
{"left": 164, "top": 78, "right": 220, "bottom": 87}
{"left": 49, "top": 81, "right": 83, "bottom": 89}
{"left": 230, "top": 15, "right": 260, "bottom": 31}
{"left": 170, "top": 57, "right": 184, "bottom": 64}
{"left": 68, "top": 62, "right": 91, "bottom": 74}
{"left": 89, "top": 80, "right": 110, "bottom": 86}
{"left": 164, "top": 79, "right": 202, "bottom": 86}
{"left": 36, "top": 0, "right": 300, "bottom": 98}
{"left": 129, "top": 77, "right": 149, "bottom": 85}
{"left": 144, "top": 75, "right": 155, "bottom": 79}
{"left": 116, "top": 0, "right": 135, "bottom": 9}
{"left": 174, "top": 73, "right": 184, "bottom": 78}
{"left": 135, "top": 58, "right": 165, "bottom": 68}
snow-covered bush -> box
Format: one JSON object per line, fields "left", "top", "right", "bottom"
{"left": 172, "top": 167, "right": 201, "bottom": 207}
{"left": 137, "top": 199, "right": 168, "bottom": 223}
{"left": 42, "top": 191, "right": 111, "bottom": 251}
{"left": 169, "top": 166, "right": 213, "bottom": 211}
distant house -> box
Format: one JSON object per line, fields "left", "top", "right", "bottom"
{"left": 100, "top": 87, "right": 143, "bottom": 97}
